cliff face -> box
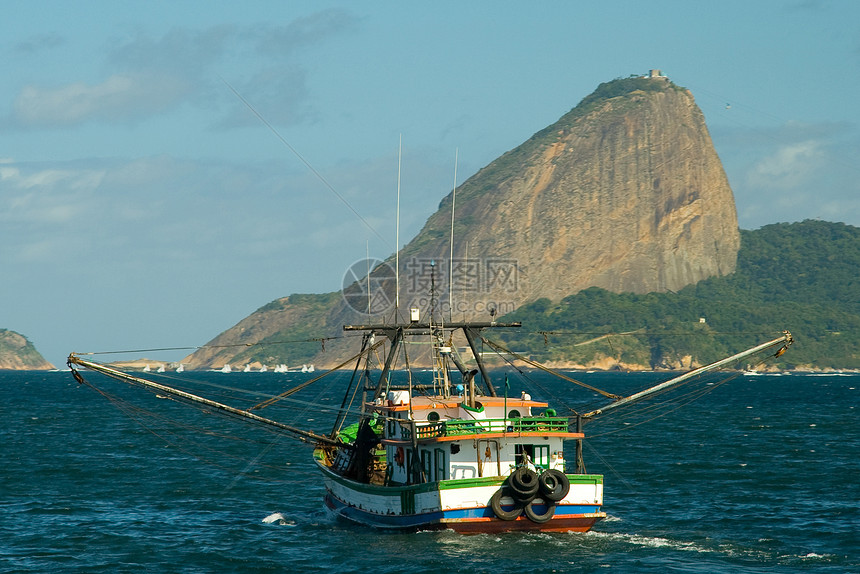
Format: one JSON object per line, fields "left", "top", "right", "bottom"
{"left": 0, "top": 329, "right": 54, "bottom": 370}
{"left": 184, "top": 76, "right": 741, "bottom": 369}
{"left": 399, "top": 77, "right": 739, "bottom": 314}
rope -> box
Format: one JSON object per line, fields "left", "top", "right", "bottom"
{"left": 585, "top": 372, "right": 741, "bottom": 437}
{"left": 248, "top": 338, "right": 386, "bottom": 411}
{"left": 73, "top": 367, "right": 314, "bottom": 475}
{"left": 536, "top": 330, "right": 784, "bottom": 337}
{"left": 479, "top": 335, "right": 621, "bottom": 399}
{"left": 72, "top": 334, "right": 358, "bottom": 357}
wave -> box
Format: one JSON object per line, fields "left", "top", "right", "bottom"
{"left": 261, "top": 512, "right": 295, "bottom": 526}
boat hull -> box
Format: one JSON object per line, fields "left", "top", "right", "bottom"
{"left": 317, "top": 460, "right": 606, "bottom": 533}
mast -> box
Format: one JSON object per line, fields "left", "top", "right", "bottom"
{"left": 582, "top": 332, "right": 793, "bottom": 418}
{"left": 372, "top": 327, "right": 404, "bottom": 400}
{"left": 449, "top": 147, "right": 458, "bottom": 322}
{"left": 395, "top": 134, "right": 402, "bottom": 319}
{"left": 366, "top": 241, "right": 371, "bottom": 315}
{"left": 344, "top": 321, "right": 520, "bottom": 400}
{"left": 331, "top": 333, "right": 371, "bottom": 438}
{"left": 463, "top": 326, "right": 498, "bottom": 398}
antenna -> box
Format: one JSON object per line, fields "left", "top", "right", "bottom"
{"left": 449, "top": 148, "right": 458, "bottom": 322}
{"left": 430, "top": 259, "right": 437, "bottom": 321}
{"left": 395, "top": 135, "right": 402, "bottom": 320}
{"left": 366, "top": 240, "right": 371, "bottom": 315}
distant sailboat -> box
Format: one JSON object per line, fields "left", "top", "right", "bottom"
{"left": 143, "top": 365, "right": 151, "bottom": 372}
{"left": 176, "top": 364, "right": 185, "bottom": 373}
{"left": 157, "top": 365, "right": 165, "bottom": 373}
{"left": 220, "top": 364, "right": 232, "bottom": 373}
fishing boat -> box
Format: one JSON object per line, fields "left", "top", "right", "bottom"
{"left": 312, "top": 318, "right": 606, "bottom": 533}
{"left": 66, "top": 314, "right": 793, "bottom": 534}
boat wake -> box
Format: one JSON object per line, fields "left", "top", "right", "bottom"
{"left": 586, "top": 531, "right": 837, "bottom": 564}
{"left": 588, "top": 531, "right": 712, "bottom": 553}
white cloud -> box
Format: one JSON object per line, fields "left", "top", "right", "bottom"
{"left": 13, "top": 73, "right": 191, "bottom": 127}
{"left": 0, "top": 163, "right": 104, "bottom": 227}
{"left": 7, "top": 12, "right": 358, "bottom": 131}
{"left": 746, "top": 140, "right": 824, "bottom": 190}
{"left": 712, "top": 118, "right": 860, "bottom": 227}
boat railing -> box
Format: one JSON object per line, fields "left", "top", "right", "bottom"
{"left": 412, "top": 416, "right": 569, "bottom": 439}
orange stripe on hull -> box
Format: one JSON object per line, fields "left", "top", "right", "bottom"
{"left": 440, "top": 513, "right": 606, "bottom": 534}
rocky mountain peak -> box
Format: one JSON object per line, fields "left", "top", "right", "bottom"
{"left": 184, "top": 75, "right": 742, "bottom": 369}
{"left": 398, "top": 76, "right": 739, "bottom": 317}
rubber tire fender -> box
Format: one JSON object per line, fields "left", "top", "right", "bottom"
{"left": 508, "top": 467, "right": 539, "bottom": 503}
{"left": 539, "top": 469, "right": 570, "bottom": 502}
{"left": 490, "top": 488, "right": 523, "bottom": 521}
{"left": 524, "top": 498, "right": 556, "bottom": 523}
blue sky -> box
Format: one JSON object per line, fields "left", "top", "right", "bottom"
{"left": 2, "top": 1, "right": 859, "bottom": 367}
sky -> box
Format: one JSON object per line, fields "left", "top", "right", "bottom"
{"left": 2, "top": 1, "right": 859, "bottom": 368}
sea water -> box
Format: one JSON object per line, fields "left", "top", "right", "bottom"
{"left": 1, "top": 370, "right": 857, "bottom": 573}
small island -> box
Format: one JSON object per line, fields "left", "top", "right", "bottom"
{"left": 0, "top": 329, "right": 55, "bottom": 370}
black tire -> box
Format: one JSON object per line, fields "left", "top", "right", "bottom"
{"left": 539, "top": 469, "right": 570, "bottom": 502}
{"left": 508, "top": 467, "right": 539, "bottom": 502}
{"left": 490, "top": 488, "right": 523, "bottom": 521}
{"left": 524, "top": 498, "right": 556, "bottom": 523}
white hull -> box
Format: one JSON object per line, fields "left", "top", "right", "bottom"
{"left": 316, "top": 457, "right": 605, "bottom": 532}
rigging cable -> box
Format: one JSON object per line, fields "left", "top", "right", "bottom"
{"left": 248, "top": 337, "right": 387, "bottom": 411}
{"left": 584, "top": 372, "right": 743, "bottom": 438}
{"left": 74, "top": 374, "right": 309, "bottom": 481}
{"left": 220, "top": 76, "right": 390, "bottom": 248}
{"left": 479, "top": 335, "right": 620, "bottom": 399}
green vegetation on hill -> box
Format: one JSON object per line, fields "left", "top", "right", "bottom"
{"left": 571, "top": 76, "right": 684, "bottom": 116}
{"left": 230, "top": 291, "right": 342, "bottom": 367}
{"left": 498, "top": 220, "right": 860, "bottom": 370}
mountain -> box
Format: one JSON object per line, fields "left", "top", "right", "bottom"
{"left": 400, "top": 75, "right": 739, "bottom": 308}
{"left": 0, "top": 329, "right": 55, "bottom": 370}
{"left": 182, "top": 74, "right": 742, "bottom": 370}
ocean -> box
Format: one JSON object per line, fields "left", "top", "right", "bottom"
{"left": 1, "top": 369, "right": 857, "bottom": 573}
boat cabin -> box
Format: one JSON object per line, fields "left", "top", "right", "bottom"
{"left": 369, "top": 391, "right": 583, "bottom": 486}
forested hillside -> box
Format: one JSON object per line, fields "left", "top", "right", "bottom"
{"left": 498, "top": 220, "right": 859, "bottom": 370}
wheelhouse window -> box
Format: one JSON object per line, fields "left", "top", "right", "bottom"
{"left": 434, "top": 448, "right": 447, "bottom": 481}
{"left": 421, "top": 449, "right": 431, "bottom": 482}
{"left": 515, "top": 444, "right": 550, "bottom": 469}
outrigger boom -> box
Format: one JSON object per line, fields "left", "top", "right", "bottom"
{"left": 582, "top": 331, "right": 794, "bottom": 418}
{"left": 67, "top": 354, "right": 340, "bottom": 446}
